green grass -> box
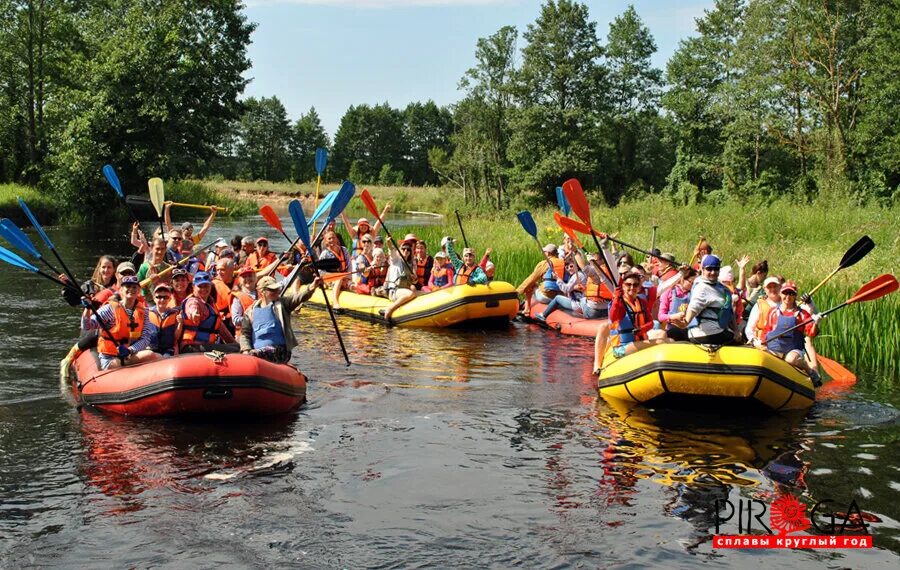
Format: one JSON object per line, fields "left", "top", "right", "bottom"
{"left": 166, "top": 180, "right": 256, "bottom": 216}
{"left": 0, "top": 183, "right": 59, "bottom": 224}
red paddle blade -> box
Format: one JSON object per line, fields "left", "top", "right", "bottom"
{"left": 561, "top": 178, "right": 591, "bottom": 226}
{"left": 360, "top": 188, "right": 379, "bottom": 219}
{"left": 556, "top": 213, "right": 601, "bottom": 238}
{"left": 259, "top": 205, "right": 284, "bottom": 234}
{"left": 817, "top": 355, "right": 857, "bottom": 384}
{"left": 847, "top": 274, "right": 898, "bottom": 304}
{"left": 553, "top": 212, "right": 583, "bottom": 248}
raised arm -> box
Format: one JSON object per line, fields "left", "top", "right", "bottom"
{"left": 164, "top": 202, "right": 174, "bottom": 233}
{"left": 195, "top": 206, "right": 218, "bottom": 242}
{"left": 340, "top": 212, "right": 356, "bottom": 237}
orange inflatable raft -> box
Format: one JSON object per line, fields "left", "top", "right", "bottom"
{"left": 525, "top": 302, "right": 606, "bottom": 337}
{"left": 62, "top": 349, "right": 307, "bottom": 417}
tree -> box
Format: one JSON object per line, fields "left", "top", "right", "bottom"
{"left": 403, "top": 100, "right": 453, "bottom": 186}
{"left": 237, "top": 96, "right": 292, "bottom": 181}
{"left": 332, "top": 103, "right": 407, "bottom": 184}
{"left": 290, "top": 106, "right": 329, "bottom": 182}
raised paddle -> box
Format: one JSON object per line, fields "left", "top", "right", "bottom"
{"left": 0, "top": 244, "right": 79, "bottom": 291}
{"left": 360, "top": 188, "right": 414, "bottom": 275}
{"left": 561, "top": 178, "right": 618, "bottom": 281}
{"left": 148, "top": 177, "right": 166, "bottom": 239}
{"left": 125, "top": 195, "right": 229, "bottom": 213}
{"left": 553, "top": 212, "right": 584, "bottom": 249}
{"left": 18, "top": 197, "right": 81, "bottom": 288}
{"left": 259, "top": 205, "right": 293, "bottom": 243}
{"left": 454, "top": 209, "right": 469, "bottom": 248}
{"left": 0, "top": 218, "right": 65, "bottom": 278}
{"left": 650, "top": 225, "right": 658, "bottom": 254}
{"left": 806, "top": 235, "right": 875, "bottom": 297}
{"left": 288, "top": 198, "right": 351, "bottom": 366}
{"left": 312, "top": 147, "right": 328, "bottom": 237}
{"left": 308, "top": 190, "right": 337, "bottom": 229}
{"left": 763, "top": 274, "right": 898, "bottom": 344}
{"left": 555, "top": 186, "right": 571, "bottom": 216}
{"left": 556, "top": 214, "right": 687, "bottom": 267}
{"left": 102, "top": 164, "right": 141, "bottom": 224}
{"left": 516, "top": 210, "right": 545, "bottom": 257}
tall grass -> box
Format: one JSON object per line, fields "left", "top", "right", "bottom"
{"left": 166, "top": 180, "right": 256, "bottom": 216}
{"left": 0, "top": 183, "right": 59, "bottom": 224}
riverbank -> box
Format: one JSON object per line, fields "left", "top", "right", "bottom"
{"left": 0, "top": 184, "right": 58, "bottom": 224}
{"left": 206, "top": 179, "right": 899, "bottom": 380}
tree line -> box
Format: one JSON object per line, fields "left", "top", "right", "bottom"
{"left": 1, "top": 0, "right": 897, "bottom": 218}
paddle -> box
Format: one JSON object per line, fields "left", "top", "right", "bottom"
{"left": 560, "top": 178, "right": 617, "bottom": 281}
{"left": 0, "top": 244, "right": 77, "bottom": 290}
{"left": 102, "top": 164, "right": 141, "bottom": 224}
{"left": 553, "top": 212, "right": 583, "bottom": 249}
{"left": 650, "top": 225, "right": 658, "bottom": 254}
{"left": 312, "top": 147, "right": 328, "bottom": 237}
{"left": 125, "top": 195, "right": 230, "bottom": 213}
{"left": 287, "top": 198, "right": 350, "bottom": 366}
{"left": 817, "top": 355, "right": 857, "bottom": 384}
{"left": 763, "top": 274, "right": 898, "bottom": 344}
{"left": 360, "top": 188, "right": 414, "bottom": 275}
{"left": 515, "top": 210, "right": 545, "bottom": 256}
{"left": 139, "top": 237, "right": 220, "bottom": 288}
{"left": 259, "top": 205, "right": 293, "bottom": 244}
{"left": 17, "top": 197, "right": 81, "bottom": 288}
{"left": 454, "top": 209, "right": 469, "bottom": 248}
{"left": 148, "top": 177, "right": 166, "bottom": 239}
{"left": 556, "top": 213, "right": 686, "bottom": 267}
{"left": 308, "top": 190, "right": 337, "bottom": 229}
{"left": 555, "top": 186, "right": 571, "bottom": 216}
{"left": 807, "top": 236, "right": 875, "bottom": 297}
{"left": 0, "top": 218, "right": 64, "bottom": 277}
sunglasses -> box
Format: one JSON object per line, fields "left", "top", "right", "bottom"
{"left": 400, "top": 246, "right": 411, "bottom": 251}
{"left": 783, "top": 291, "right": 797, "bottom": 296}
{"left": 154, "top": 293, "right": 171, "bottom": 298}
{"left": 362, "top": 239, "right": 372, "bottom": 244}
{"left": 622, "top": 282, "right": 640, "bottom": 288}
{"left": 704, "top": 267, "right": 720, "bottom": 271}
{"left": 171, "top": 237, "right": 182, "bottom": 241}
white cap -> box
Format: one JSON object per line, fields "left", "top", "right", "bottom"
{"left": 763, "top": 276, "right": 781, "bottom": 288}
{"left": 719, "top": 265, "right": 734, "bottom": 283}
{"left": 542, "top": 243, "right": 557, "bottom": 253}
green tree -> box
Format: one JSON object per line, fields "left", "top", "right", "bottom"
{"left": 332, "top": 103, "right": 407, "bottom": 184}
{"left": 403, "top": 100, "right": 453, "bottom": 186}
{"left": 290, "top": 106, "right": 329, "bottom": 182}
{"left": 237, "top": 96, "right": 293, "bottom": 181}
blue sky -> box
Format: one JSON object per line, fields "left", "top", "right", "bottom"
{"left": 242, "top": 0, "right": 714, "bottom": 137}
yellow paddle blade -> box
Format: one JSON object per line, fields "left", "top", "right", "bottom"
{"left": 148, "top": 177, "right": 165, "bottom": 217}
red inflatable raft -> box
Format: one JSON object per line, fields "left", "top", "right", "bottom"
{"left": 62, "top": 349, "right": 307, "bottom": 417}
{"left": 526, "top": 302, "right": 606, "bottom": 338}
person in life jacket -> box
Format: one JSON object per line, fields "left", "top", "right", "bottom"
{"left": 147, "top": 283, "right": 180, "bottom": 356}
{"left": 718, "top": 262, "right": 748, "bottom": 334}
{"left": 240, "top": 274, "right": 322, "bottom": 363}
{"left": 166, "top": 267, "right": 192, "bottom": 309}
{"left": 179, "top": 271, "right": 236, "bottom": 353}
{"left": 211, "top": 258, "right": 236, "bottom": 334}
{"left": 535, "top": 258, "right": 585, "bottom": 322}
{"left": 319, "top": 230, "right": 352, "bottom": 310}
{"left": 163, "top": 203, "right": 217, "bottom": 253}
{"left": 341, "top": 204, "right": 389, "bottom": 253}
{"left": 358, "top": 247, "right": 389, "bottom": 295}
{"left": 245, "top": 236, "right": 278, "bottom": 274}
{"left": 428, "top": 251, "right": 455, "bottom": 289}
{"left": 669, "top": 254, "right": 739, "bottom": 345}
{"left": 516, "top": 243, "right": 566, "bottom": 313}
{"left": 230, "top": 265, "right": 258, "bottom": 333}
{"left": 413, "top": 240, "right": 434, "bottom": 291}
{"left": 379, "top": 238, "right": 419, "bottom": 323}
{"left": 758, "top": 280, "right": 821, "bottom": 383}
{"left": 606, "top": 269, "right": 670, "bottom": 361}
{"left": 657, "top": 266, "right": 697, "bottom": 341}
{"left": 351, "top": 235, "right": 375, "bottom": 289}
{"left": 656, "top": 252, "right": 680, "bottom": 284}
{"left": 744, "top": 276, "right": 783, "bottom": 345}
{"left": 743, "top": 259, "right": 770, "bottom": 318}
{"left": 81, "top": 276, "right": 160, "bottom": 370}
{"left": 446, "top": 239, "right": 488, "bottom": 287}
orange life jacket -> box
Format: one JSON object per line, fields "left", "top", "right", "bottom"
{"left": 97, "top": 300, "right": 145, "bottom": 357}
{"left": 149, "top": 306, "right": 179, "bottom": 353}
{"left": 212, "top": 279, "right": 233, "bottom": 319}
{"left": 431, "top": 264, "right": 451, "bottom": 287}
{"left": 754, "top": 298, "right": 776, "bottom": 341}
{"left": 366, "top": 265, "right": 388, "bottom": 288}
{"left": 180, "top": 297, "right": 221, "bottom": 346}
{"left": 610, "top": 297, "right": 649, "bottom": 347}
{"left": 416, "top": 258, "right": 428, "bottom": 287}
{"left": 585, "top": 263, "right": 614, "bottom": 302}
{"left": 235, "top": 290, "right": 256, "bottom": 312}
{"left": 455, "top": 264, "right": 477, "bottom": 285}
{"left": 327, "top": 247, "right": 348, "bottom": 272}
{"left": 246, "top": 251, "right": 277, "bottom": 270}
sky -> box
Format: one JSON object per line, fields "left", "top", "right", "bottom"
{"left": 241, "top": 0, "right": 714, "bottom": 137}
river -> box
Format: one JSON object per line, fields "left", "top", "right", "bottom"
{"left": 1, "top": 214, "right": 898, "bottom": 568}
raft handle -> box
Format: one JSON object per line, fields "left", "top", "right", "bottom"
{"left": 485, "top": 300, "right": 500, "bottom": 308}
{"left": 203, "top": 387, "right": 233, "bottom": 400}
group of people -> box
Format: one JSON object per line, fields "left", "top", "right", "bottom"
{"left": 517, "top": 235, "right": 822, "bottom": 385}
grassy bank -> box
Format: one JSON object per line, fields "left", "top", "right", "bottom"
{"left": 0, "top": 183, "right": 59, "bottom": 224}
{"left": 166, "top": 180, "right": 256, "bottom": 217}
{"left": 207, "top": 179, "right": 899, "bottom": 379}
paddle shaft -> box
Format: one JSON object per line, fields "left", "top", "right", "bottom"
{"left": 454, "top": 210, "right": 469, "bottom": 248}
{"left": 762, "top": 301, "right": 849, "bottom": 344}
{"left": 170, "top": 202, "right": 228, "bottom": 212}
{"left": 650, "top": 225, "right": 657, "bottom": 253}
{"left": 367, "top": 208, "right": 414, "bottom": 277}
{"left": 301, "top": 247, "right": 351, "bottom": 366}
{"left": 139, "top": 238, "right": 219, "bottom": 288}
{"left": 312, "top": 175, "right": 322, "bottom": 240}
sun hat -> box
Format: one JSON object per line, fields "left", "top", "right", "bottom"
{"left": 373, "top": 235, "right": 383, "bottom": 243}
{"left": 403, "top": 233, "right": 418, "bottom": 242}
{"left": 181, "top": 222, "right": 194, "bottom": 231}
{"left": 719, "top": 265, "right": 734, "bottom": 283}
{"left": 463, "top": 247, "right": 475, "bottom": 256}
{"left": 193, "top": 271, "right": 212, "bottom": 286}
{"left": 660, "top": 252, "right": 677, "bottom": 264}
{"left": 357, "top": 217, "right": 370, "bottom": 226}
{"left": 214, "top": 238, "right": 228, "bottom": 248}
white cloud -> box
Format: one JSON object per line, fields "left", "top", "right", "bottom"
{"left": 247, "top": 0, "right": 515, "bottom": 7}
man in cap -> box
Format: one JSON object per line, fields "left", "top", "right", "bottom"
{"left": 758, "top": 280, "right": 822, "bottom": 384}
{"left": 147, "top": 283, "right": 180, "bottom": 356}
{"left": 179, "top": 271, "right": 236, "bottom": 353}
{"left": 245, "top": 237, "right": 278, "bottom": 273}
{"left": 240, "top": 273, "right": 322, "bottom": 363}
{"left": 80, "top": 275, "right": 159, "bottom": 369}
{"left": 164, "top": 202, "right": 217, "bottom": 253}
{"left": 669, "top": 254, "right": 739, "bottom": 345}
{"left": 516, "top": 243, "right": 568, "bottom": 313}
{"left": 231, "top": 265, "right": 259, "bottom": 332}
{"left": 205, "top": 238, "right": 230, "bottom": 269}
{"left": 444, "top": 237, "right": 488, "bottom": 286}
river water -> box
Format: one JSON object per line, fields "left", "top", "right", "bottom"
{"left": 1, "top": 215, "right": 898, "bottom": 568}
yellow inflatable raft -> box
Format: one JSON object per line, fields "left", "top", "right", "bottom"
{"left": 597, "top": 343, "right": 816, "bottom": 411}
{"left": 305, "top": 281, "right": 519, "bottom": 327}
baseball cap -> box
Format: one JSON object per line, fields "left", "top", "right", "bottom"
{"left": 193, "top": 271, "right": 212, "bottom": 286}
{"left": 781, "top": 280, "right": 798, "bottom": 294}
{"left": 238, "top": 265, "right": 256, "bottom": 277}
{"left": 763, "top": 276, "right": 781, "bottom": 288}
{"left": 434, "top": 251, "right": 447, "bottom": 259}
{"left": 701, "top": 254, "right": 721, "bottom": 269}
{"left": 403, "top": 233, "right": 418, "bottom": 242}
{"left": 463, "top": 247, "right": 475, "bottom": 256}
{"left": 153, "top": 282, "right": 172, "bottom": 293}
{"left": 256, "top": 237, "right": 269, "bottom": 245}
{"left": 120, "top": 275, "right": 139, "bottom": 286}
{"left": 181, "top": 222, "right": 194, "bottom": 231}
{"left": 719, "top": 265, "right": 734, "bottom": 283}
{"left": 660, "top": 252, "right": 677, "bottom": 264}
{"left": 214, "top": 238, "right": 228, "bottom": 248}
{"left": 542, "top": 243, "right": 557, "bottom": 254}
{"left": 257, "top": 276, "right": 282, "bottom": 291}
{"left": 116, "top": 262, "right": 136, "bottom": 274}
{"left": 373, "top": 235, "right": 383, "bottom": 243}
{"left": 172, "top": 267, "right": 188, "bottom": 278}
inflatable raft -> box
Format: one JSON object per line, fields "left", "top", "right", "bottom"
{"left": 306, "top": 281, "right": 519, "bottom": 327}
{"left": 62, "top": 349, "right": 307, "bottom": 417}
{"left": 523, "top": 302, "right": 605, "bottom": 337}
{"left": 597, "top": 343, "right": 815, "bottom": 412}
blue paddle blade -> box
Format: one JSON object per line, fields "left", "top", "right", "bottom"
{"left": 307, "top": 190, "right": 337, "bottom": 228}
{"left": 102, "top": 164, "right": 124, "bottom": 198}
{"left": 0, "top": 218, "right": 41, "bottom": 258}
{"left": 517, "top": 211, "right": 538, "bottom": 239}
{"left": 325, "top": 181, "right": 356, "bottom": 225}
{"left": 315, "top": 148, "right": 328, "bottom": 176}
{"left": 0, "top": 244, "right": 38, "bottom": 272}
{"left": 556, "top": 186, "right": 571, "bottom": 216}
{"left": 17, "top": 198, "right": 54, "bottom": 250}
{"left": 288, "top": 200, "right": 311, "bottom": 249}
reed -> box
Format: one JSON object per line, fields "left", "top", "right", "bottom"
{"left": 0, "top": 183, "right": 59, "bottom": 224}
